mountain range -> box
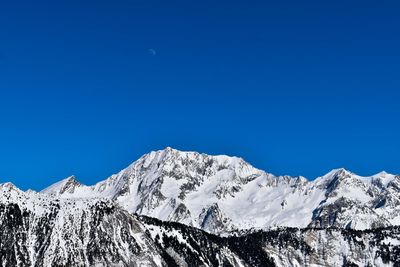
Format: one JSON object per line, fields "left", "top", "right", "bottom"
{"left": 1, "top": 147, "right": 399, "bottom": 266}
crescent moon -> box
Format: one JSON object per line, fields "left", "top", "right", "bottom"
{"left": 148, "top": 49, "right": 156, "bottom": 56}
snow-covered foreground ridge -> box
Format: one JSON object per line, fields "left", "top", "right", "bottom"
{"left": 1, "top": 183, "right": 400, "bottom": 267}
{"left": 6, "top": 147, "right": 400, "bottom": 233}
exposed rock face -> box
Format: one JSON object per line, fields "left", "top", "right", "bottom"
{"left": 310, "top": 169, "right": 400, "bottom": 230}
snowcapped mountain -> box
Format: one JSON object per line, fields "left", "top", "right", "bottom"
{"left": 40, "top": 147, "right": 400, "bottom": 234}
{"left": 1, "top": 147, "right": 400, "bottom": 266}
{"left": 1, "top": 182, "right": 400, "bottom": 267}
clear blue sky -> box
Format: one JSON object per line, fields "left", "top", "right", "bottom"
{"left": 0, "top": 0, "right": 399, "bottom": 190}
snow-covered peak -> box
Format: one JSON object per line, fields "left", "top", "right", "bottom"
{"left": 41, "top": 175, "right": 82, "bottom": 196}
{"left": 0, "top": 181, "right": 19, "bottom": 191}
{"left": 371, "top": 171, "right": 397, "bottom": 186}
{"left": 318, "top": 167, "right": 351, "bottom": 179}
{"left": 112, "top": 147, "right": 264, "bottom": 189}
{"left": 136, "top": 147, "right": 249, "bottom": 170}
{"left": 314, "top": 168, "right": 397, "bottom": 188}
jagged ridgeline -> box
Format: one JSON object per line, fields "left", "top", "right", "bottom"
{"left": 41, "top": 148, "right": 400, "bottom": 234}
{"left": 1, "top": 147, "right": 400, "bottom": 266}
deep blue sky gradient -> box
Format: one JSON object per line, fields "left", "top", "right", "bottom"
{"left": 0, "top": 0, "right": 399, "bottom": 190}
